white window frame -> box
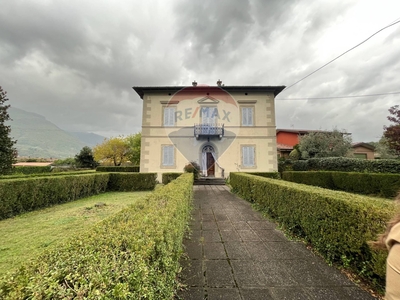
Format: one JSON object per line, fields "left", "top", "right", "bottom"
{"left": 241, "top": 145, "right": 256, "bottom": 168}
{"left": 241, "top": 106, "right": 254, "bottom": 126}
{"left": 163, "top": 107, "right": 176, "bottom": 127}
{"left": 161, "top": 145, "right": 175, "bottom": 167}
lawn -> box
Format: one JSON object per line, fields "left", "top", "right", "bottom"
{"left": 0, "top": 191, "right": 150, "bottom": 277}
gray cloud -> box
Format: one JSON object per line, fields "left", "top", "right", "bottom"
{"left": 0, "top": 0, "right": 399, "bottom": 144}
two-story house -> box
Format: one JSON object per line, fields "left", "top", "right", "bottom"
{"left": 133, "top": 82, "right": 285, "bottom": 181}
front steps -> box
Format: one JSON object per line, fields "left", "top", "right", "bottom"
{"left": 194, "top": 177, "right": 226, "bottom": 185}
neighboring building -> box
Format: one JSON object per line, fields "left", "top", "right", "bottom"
{"left": 351, "top": 142, "right": 375, "bottom": 159}
{"left": 276, "top": 129, "right": 324, "bottom": 158}
{"left": 133, "top": 83, "right": 285, "bottom": 181}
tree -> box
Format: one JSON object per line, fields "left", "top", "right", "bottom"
{"left": 298, "top": 129, "right": 352, "bottom": 159}
{"left": 0, "top": 86, "right": 17, "bottom": 174}
{"left": 369, "top": 136, "right": 397, "bottom": 159}
{"left": 93, "top": 137, "right": 130, "bottom": 166}
{"left": 288, "top": 144, "right": 301, "bottom": 160}
{"left": 75, "top": 146, "right": 98, "bottom": 168}
{"left": 125, "top": 132, "right": 141, "bottom": 165}
{"left": 383, "top": 105, "right": 400, "bottom": 156}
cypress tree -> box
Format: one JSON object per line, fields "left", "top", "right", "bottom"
{"left": 0, "top": 86, "right": 17, "bottom": 174}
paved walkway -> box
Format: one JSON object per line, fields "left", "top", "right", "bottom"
{"left": 177, "top": 185, "right": 377, "bottom": 300}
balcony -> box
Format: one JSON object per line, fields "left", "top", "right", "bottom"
{"left": 194, "top": 123, "right": 224, "bottom": 139}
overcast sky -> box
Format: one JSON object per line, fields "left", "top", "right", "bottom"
{"left": 1, "top": 0, "right": 399, "bottom": 142}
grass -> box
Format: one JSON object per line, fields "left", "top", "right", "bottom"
{"left": 0, "top": 191, "right": 150, "bottom": 277}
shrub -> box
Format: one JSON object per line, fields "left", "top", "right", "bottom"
{"left": 107, "top": 173, "right": 157, "bottom": 191}
{"left": 51, "top": 158, "right": 76, "bottom": 166}
{"left": 184, "top": 161, "right": 200, "bottom": 179}
{"left": 0, "top": 173, "right": 194, "bottom": 299}
{"left": 292, "top": 157, "right": 400, "bottom": 173}
{"left": 247, "top": 172, "right": 281, "bottom": 179}
{"left": 96, "top": 166, "right": 140, "bottom": 172}
{"left": 230, "top": 172, "right": 394, "bottom": 291}
{"left": 0, "top": 170, "right": 96, "bottom": 180}
{"left": 0, "top": 173, "right": 110, "bottom": 220}
{"left": 283, "top": 171, "right": 400, "bottom": 198}
{"left": 11, "top": 165, "right": 52, "bottom": 174}
{"left": 162, "top": 172, "right": 183, "bottom": 184}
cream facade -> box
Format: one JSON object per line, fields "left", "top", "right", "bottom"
{"left": 133, "top": 84, "right": 285, "bottom": 181}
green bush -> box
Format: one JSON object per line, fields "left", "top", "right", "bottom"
{"left": 107, "top": 173, "right": 157, "bottom": 191}
{"left": 230, "top": 172, "right": 394, "bottom": 291}
{"left": 291, "top": 157, "right": 400, "bottom": 173}
{"left": 96, "top": 166, "right": 140, "bottom": 172}
{"left": 0, "top": 173, "right": 110, "bottom": 220}
{"left": 183, "top": 161, "right": 200, "bottom": 179}
{"left": 11, "top": 165, "right": 52, "bottom": 174}
{"left": 0, "top": 170, "right": 96, "bottom": 180}
{"left": 162, "top": 172, "right": 183, "bottom": 184}
{"left": 283, "top": 171, "right": 400, "bottom": 198}
{"left": 247, "top": 172, "right": 281, "bottom": 179}
{"left": 0, "top": 173, "right": 194, "bottom": 299}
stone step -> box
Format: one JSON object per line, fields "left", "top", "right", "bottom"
{"left": 194, "top": 178, "right": 226, "bottom": 185}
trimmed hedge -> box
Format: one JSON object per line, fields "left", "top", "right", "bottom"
{"left": 291, "top": 157, "right": 400, "bottom": 173}
{"left": 247, "top": 172, "right": 281, "bottom": 179}
{"left": 283, "top": 171, "right": 400, "bottom": 198}
{"left": 230, "top": 172, "right": 394, "bottom": 290}
{"left": 162, "top": 172, "right": 183, "bottom": 184}
{"left": 0, "top": 173, "right": 110, "bottom": 220}
{"left": 96, "top": 166, "right": 140, "bottom": 172}
{"left": 0, "top": 170, "right": 96, "bottom": 180}
{"left": 0, "top": 173, "right": 157, "bottom": 220}
{"left": 11, "top": 165, "right": 52, "bottom": 174}
{"left": 0, "top": 173, "right": 194, "bottom": 299}
{"left": 107, "top": 173, "right": 157, "bottom": 191}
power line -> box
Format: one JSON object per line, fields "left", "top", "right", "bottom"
{"left": 281, "top": 18, "right": 400, "bottom": 93}
{"left": 277, "top": 91, "right": 400, "bottom": 101}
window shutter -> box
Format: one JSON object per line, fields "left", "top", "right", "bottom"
{"left": 249, "top": 146, "right": 254, "bottom": 166}
{"left": 164, "top": 107, "right": 175, "bottom": 126}
{"left": 242, "top": 146, "right": 255, "bottom": 167}
{"left": 242, "top": 107, "right": 253, "bottom": 126}
{"left": 242, "top": 108, "right": 248, "bottom": 126}
{"left": 247, "top": 108, "right": 253, "bottom": 126}
{"left": 162, "top": 145, "right": 174, "bottom": 166}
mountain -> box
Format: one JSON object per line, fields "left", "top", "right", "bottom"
{"left": 7, "top": 107, "right": 88, "bottom": 158}
{"left": 68, "top": 132, "right": 105, "bottom": 147}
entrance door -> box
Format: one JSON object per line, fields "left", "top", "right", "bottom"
{"left": 207, "top": 152, "right": 215, "bottom": 176}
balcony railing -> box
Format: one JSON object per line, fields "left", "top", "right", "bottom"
{"left": 194, "top": 123, "right": 224, "bottom": 139}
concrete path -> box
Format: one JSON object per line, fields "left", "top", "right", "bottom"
{"left": 177, "top": 185, "right": 377, "bottom": 300}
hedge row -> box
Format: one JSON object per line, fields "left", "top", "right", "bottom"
{"left": 0, "top": 173, "right": 157, "bottom": 220}
{"left": 0, "top": 173, "right": 194, "bottom": 299}
{"left": 247, "top": 172, "right": 281, "bottom": 179}
{"left": 162, "top": 172, "right": 183, "bottom": 184}
{"left": 11, "top": 165, "right": 52, "bottom": 174}
{"left": 230, "top": 172, "right": 394, "bottom": 290}
{"left": 107, "top": 173, "right": 157, "bottom": 191}
{"left": 283, "top": 171, "right": 400, "bottom": 198}
{"left": 0, "top": 173, "right": 109, "bottom": 220}
{"left": 282, "top": 157, "right": 400, "bottom": 173}
{"left": 96, "top": 166, "right": 140, "bottom": 172}
{"left": 0, "top": 170, "right": 96, "bottom": 180}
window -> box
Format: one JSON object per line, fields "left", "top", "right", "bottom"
{"left": 242, "top": 146, "right": 255, "bottom": 167}
{"left": 163, "top": 107, "right": 175, "bottom": 127}
{"left": 162, "top": 145, "right": 174, "bottom": 166}
{"left": 201, "top": 106, "right": 218, "bottom": 124}
{"left": 241, "top": 107, "right": 253, "bottom": 126}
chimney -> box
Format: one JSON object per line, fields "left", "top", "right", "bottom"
{"left": 217, "top": 79, "right": 222, "bottom": 86}
{"left": 192, "top": 81, "right": 197, "bottom": 87}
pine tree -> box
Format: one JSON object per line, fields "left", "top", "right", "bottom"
{"left": 0, "top": 86, "right": 17, "bottom": 174}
